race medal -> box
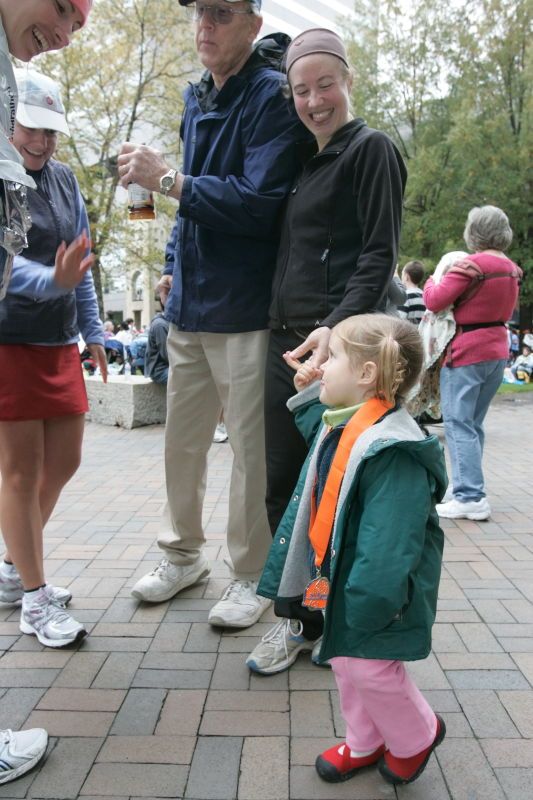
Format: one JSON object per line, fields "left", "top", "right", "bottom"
{"left": 302, "top": 576, "right": 330, "bottom": 609}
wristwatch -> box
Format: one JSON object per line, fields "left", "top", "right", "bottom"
{"left": 159, "top": 169, "right": 178, "bottom": 196}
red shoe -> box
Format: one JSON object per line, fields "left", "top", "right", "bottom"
{"left": 378, "top": 714, "right": 446, "bottom": 785}
{"left": 315, "top": 742, "right": 385, "bottom": 783}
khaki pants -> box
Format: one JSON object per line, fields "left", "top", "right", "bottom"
{"left": 157, "top": 325, "right": 271, "bottom": 580}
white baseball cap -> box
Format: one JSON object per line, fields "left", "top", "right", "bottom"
{"left": 14, "top": 69, "right": 70, "bottom": 136}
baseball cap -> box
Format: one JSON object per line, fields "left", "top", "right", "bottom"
{"left": 71, "top": 0, "right": 93, "bottom": 26}
{"left": 178, "top": 0, "right": 262, "bottom": 8}
{"left": 15, "top": 69, "right": 70, "bottom": 136}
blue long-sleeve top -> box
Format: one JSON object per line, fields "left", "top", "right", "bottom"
{"left": 0, "top": 158, "right": 103, "bottom": 347}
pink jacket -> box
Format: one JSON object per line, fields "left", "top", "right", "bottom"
{"left": 423, "top": 253, "right": 520, "bottom": 367}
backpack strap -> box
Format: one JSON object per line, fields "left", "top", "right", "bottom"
{"left": 449, "top": 258, "right": 522, "bottom": 308}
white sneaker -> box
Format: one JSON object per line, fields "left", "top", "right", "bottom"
{"left": 311, "top": 635, "right": 329, "bottom": 667}
{"left": 131, "top": 555, "right": 210, "bottom": 603}
{"left": 0, "top": 728, "right": 48, "bottom": 785}
{"left": 436, "top": 497, "right": 491, "bottom": 521}
{"left": 208, "top": 580, "right": 271, "bottom": 628}
{"left": 0, "top": 563, "right": 71, "bottom": 606}
{"left": 246, "top": 618, "right": 317, "bottom": 674}
{"left": 441, "top": 486, "right": 454, "bottom": 503}
{"left": 20, "top": 587, "right": 87, "bottom": 648}
{"left": 213, "top": 423, "right": 229, "bottom": 443}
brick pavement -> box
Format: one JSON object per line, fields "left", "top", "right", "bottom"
{"left": 0, "top": 396, "right": 532, "bottom": 799}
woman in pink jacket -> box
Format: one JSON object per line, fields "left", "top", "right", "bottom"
{"left": 424, "top": 206, "right": 521, "bottom": 521}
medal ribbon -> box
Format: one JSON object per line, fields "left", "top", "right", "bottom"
{"left": 309, "top": 396, "right": 393, "bottom": 567}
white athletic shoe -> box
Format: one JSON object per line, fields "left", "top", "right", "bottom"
{"left": 0, "top": 728, "right": 48, "bottom": 785}
{"left": 436, "top": 497, "right": 491, "bottom": 521}
{"left": 131, "top": 555, "right": 210, "bottom": 603}
{"left": 20, "top": 587, "right": 87, "bottom": 648}
{"left": 213, "top": 423, "right": 229, "bottom": 443}
{"left": 246, "top": 618, "right": 317, "bottom": 674}
{"left": 208, "top": 580, "right": 271, "bottom": 628}
{"left": 0, "top": 563, "right": 71, "bottom": 606}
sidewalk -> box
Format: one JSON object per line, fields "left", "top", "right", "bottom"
{"left": 0, "top": 397, "right": 532, "bottom": 799}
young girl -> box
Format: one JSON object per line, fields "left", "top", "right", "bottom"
{"left": 255, "top": 313, "right": 447, "bottom": 786}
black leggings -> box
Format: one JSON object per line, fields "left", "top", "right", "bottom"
{"left": 265, "top": 329, "right": 324, "bottom": 640}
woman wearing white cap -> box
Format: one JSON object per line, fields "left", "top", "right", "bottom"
{"left": 0, "top": 1, "right": 93, "bottom": 787}
{"left": 0, "top": 67, "right": 105, "bottom": 651}
{"left": 0, "top": 0, "right": 93, "bottom": 298}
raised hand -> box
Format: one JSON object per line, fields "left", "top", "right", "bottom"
{"left": 54, "top": 231, "right": 94, "bottom": 291}
{"left": 283, "top": 352, "right": 323, "bottom": 391}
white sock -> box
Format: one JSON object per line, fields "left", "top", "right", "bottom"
{"left": 346, "top": 745, "right": 379, "bottom": 758}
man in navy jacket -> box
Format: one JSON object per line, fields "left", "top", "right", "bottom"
{"left": 118, "top": 1, "right": 304, "bottom": 627}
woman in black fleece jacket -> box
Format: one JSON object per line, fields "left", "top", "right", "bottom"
{"left": 255, "top": 28, "right": 407, "bottom": 675}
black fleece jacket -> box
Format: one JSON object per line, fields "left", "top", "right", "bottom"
{"left": 269, "top": 118, "right": 407, "bottom": 330}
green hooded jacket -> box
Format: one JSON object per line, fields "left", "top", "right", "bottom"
{"left": 257, "top": 385, "right": 448, "bottom": 663}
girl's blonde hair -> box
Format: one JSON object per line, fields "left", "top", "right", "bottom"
{"left": 333, "top": 314, "right": 423, "bottom": 403}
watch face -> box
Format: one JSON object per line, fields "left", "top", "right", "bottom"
{"left": 161, "top": 176, "right": 173, "bottom": 191}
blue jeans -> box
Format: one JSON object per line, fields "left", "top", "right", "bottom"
{"left": 440, "top": 359, "right": 505, "bottom": 502}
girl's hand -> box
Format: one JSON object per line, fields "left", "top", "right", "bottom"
{"left": 54, "top": 231, "right": 94, "bottom": 291}
{"left": 87, "top": 343, "right": 108, "bottom": 383}
{"left": 283, "top": 352, "right": 322, "bottom": 391}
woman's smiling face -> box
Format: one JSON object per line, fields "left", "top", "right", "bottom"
{"left": 289, "top": 53, "right": 352, "bottom": 151}
{"left": 1, "top": 0, "right": 84, "bottom": 62}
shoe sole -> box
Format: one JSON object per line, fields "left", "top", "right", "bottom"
{"left": 19, "top": 621, "right": 88, "bottom": 649}
{"left": 208, "top": 601, "right": 271, "bottom": 629}
{"left": 0, "top": 737, "right": 48, "bottom": 785}
{"left": 378, "top": 714, "right": 447, "bottom": 785}
{"left": 438, "top": 510, "right": 490, "bottom": 521}
{"left": 131, "top": 566, "right": 210, "bottom": 603}
{"left": 315, "top": 752, "right": 382, "bottom": 783}
{"left": 246, "top": 642, "right": 314, "bottom": 675}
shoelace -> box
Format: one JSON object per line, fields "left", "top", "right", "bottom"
{"left": 260, "top": 618, "right": 304, "bottom": 662}
{"left": 27, "top": 598, "right": 72, "bottom": 629}
{"left": 0, "top": 730, "right": 12, "bottom": 745}
{"left": 151, "top": 558, "right": 172, "bottom": 577}
{"left": 220, "top": 580, "right": 253, "bottom": 602}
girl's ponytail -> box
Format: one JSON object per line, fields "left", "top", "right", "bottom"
{"left": 334, "top": 314, "right": 423, "bottom": 403}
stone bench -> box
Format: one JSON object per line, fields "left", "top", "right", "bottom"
{"left": 85, "top": 374, "right": 167, "bottom": 428}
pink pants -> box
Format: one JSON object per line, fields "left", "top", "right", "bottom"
{"left": 330, "top": 656, "right": 437, "bottom": 758}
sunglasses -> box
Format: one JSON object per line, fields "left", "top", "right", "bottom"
{"left": 192, "top": 3, "right": 254, "bottom": 25}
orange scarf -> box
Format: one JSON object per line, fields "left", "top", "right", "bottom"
{"left": 309, "top": 396, "right": 393, "bottom": 567}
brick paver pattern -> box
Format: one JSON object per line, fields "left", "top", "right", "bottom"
{"left": 0, "top": 398, "right": 532, "bottom": 799}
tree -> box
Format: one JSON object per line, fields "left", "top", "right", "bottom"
{"left": 39, "top": 0, "right": 199, "bottom": 316}
{"left": 344, "top": 0, "right": 532, "bottom": 305}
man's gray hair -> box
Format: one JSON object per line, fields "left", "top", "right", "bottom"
{"left": 463, "top": 205, "right": 513, "bottom": 253}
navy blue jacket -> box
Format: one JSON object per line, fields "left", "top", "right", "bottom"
{"left": 164, "top": 35, "right": 307, "bottom": 333}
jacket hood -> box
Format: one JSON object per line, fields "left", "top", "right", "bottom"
{"left": 363, "top": 417, "right": 448, "bottom": 501}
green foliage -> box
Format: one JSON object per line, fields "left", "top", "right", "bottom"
{"left": 37, "top": 0, "right": 199, "bottom": 315}
{"left": 345, "top": 0, "right": 532, "bottom": 304}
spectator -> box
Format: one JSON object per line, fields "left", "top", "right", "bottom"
{"left": 0, "top": 68, "right": 103, "bottom": 649}
{"left": 103, "top": 320, "right": 115, "bottom": 340}
{"left": 248, "top": 28, "right": 406, "bottom": 674}
{"left": 0, "top": 0, "right": 93, "bottom": 783}
{"left": 424, "top": 206, "right": 521, "bottom": 520}
{"left": 119, "top": 0, "right": 305, "bottom": 627}
{"left": 398, "top": 260, "right": 426, "bottom": 324}
{"left": 115, "top": 321, "right": 133, "bottom": 346}
{"left": 511, "top": 345, "right": 533, "bottom": 382}
{"left": 145, "top": 312, "right": 169, "bottom": 384}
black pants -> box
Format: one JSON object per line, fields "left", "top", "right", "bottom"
{"left": 265, "top": 329, "right": 311, "bottom": 535}
{"left": 265, "top": 329, "right": 324, "bottom": 641}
